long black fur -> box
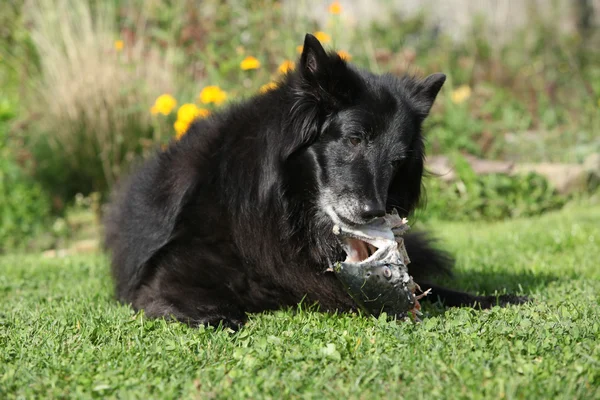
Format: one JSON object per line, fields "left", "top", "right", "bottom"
{"left": 104, "top": 34, "right": 524, "bottom": 329}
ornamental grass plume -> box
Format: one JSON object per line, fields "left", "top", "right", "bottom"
{"left": 23, "top": 0, "right": 176, "bottom": 198}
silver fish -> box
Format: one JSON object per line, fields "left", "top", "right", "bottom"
{"left": 331, "top": 210, "right": 421, "bottom": 318}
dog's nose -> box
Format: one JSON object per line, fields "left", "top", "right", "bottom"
{"left": 360, "top": 202, "right": 386, "bottom": 221}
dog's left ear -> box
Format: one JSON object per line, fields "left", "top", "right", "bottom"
{"left": 411, "top": 73, "right": 446, "bottom": 118}
{"left": 300, "top": 33, "right": 330, "bottom": 80}
{"left": 283, "top": 34, "right": 358, "bottom": 158}
{"left": 297, "top": 33, "right": 355, "bottom": 101}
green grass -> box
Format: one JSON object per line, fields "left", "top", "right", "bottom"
{"left": 1, "top": 206, "right": 600, "bottom": 399}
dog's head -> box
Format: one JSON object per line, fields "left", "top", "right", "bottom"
{"left": 283, "top": 34, "right": 445, "bottom": 227}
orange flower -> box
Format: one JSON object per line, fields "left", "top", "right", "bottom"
{"left": 313, "top": 31, "right": 331, "bottom": 43}
{"left": 278, "top": 60, "right": 295, "bottom": 74}
{"left": 114, "top": 40, "right": 124, "bottom": 51}
{"left": 240, "top": 56, "right": 261, "bottom": 70}
{"left": 296, "top": 45, "right": 304, "bottom": 54}
{"left": 197, "top": 108, "right": 210, "bottom": 119}
{"left": 259, "top": 82, "right": 278, "bottom": 94}
{"left": 199, "top": 86, "right": 227, "bottom": 105}
{"left": 337, "top": 50, "right": 352, "bottom": 61}
{"left": 328, "top": 1, "right": 342, "bottom": 14}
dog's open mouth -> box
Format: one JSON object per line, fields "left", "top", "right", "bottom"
{"left": 340, "top": 236, "right": 390, "bottom": 264}
{"left": 344, "top": 238, "right": 378, "bottom": 263}
{"left": 332, "top": 216, "right": 400, "bottom": 265}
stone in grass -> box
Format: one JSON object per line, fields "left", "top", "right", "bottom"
{"left": 330, "top": 209, "right": 429, "bottom": 320}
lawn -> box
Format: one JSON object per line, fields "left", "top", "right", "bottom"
{"left": 1, "top": 204, "right": 599, "bottom": 399}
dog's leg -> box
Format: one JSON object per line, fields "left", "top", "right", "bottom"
{"left": 133, "top": 277, "right": 248, "bottom": 330}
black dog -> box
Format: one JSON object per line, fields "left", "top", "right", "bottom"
{"left": 104, "top": 34, "right": 524, "bottom": 329}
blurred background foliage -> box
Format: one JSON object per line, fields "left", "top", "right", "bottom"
{"left": 0, "top": 0, "right": 599, "bottom": 252}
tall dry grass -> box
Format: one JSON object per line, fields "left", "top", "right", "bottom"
{"left": 23, "top": 0, "right": 178, "bottom": 197}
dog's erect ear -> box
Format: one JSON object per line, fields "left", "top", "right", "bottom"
{"left": 283, "top": 33, "right": 360, "bottom": 158}
{"left": 297, "top": 32, "right": 358, "bottom": 99}
{"left": 300, "top": 33, "right": 329, "bottom": 79}
{"left": 411, "top": 73, "right": 446, "bottom": 117}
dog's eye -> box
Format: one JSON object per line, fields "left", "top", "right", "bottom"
{"left": 349, "top": 137, "right": 362, "bottom": 146}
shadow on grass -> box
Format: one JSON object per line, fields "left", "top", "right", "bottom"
{"left": 439, "top": 268, "right": 569, "bottom": 295}
{"left": 420, "top": 268, "right": 572, "bottom": 317}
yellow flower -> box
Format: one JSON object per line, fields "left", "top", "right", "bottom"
{"left": 177, "top": 103, "right": 199, "bottom": 124}
{"left": 114, "top": 40, "right": 124, "bottom": 51}
{"left": 177, "top": 103, "right": 209, "bottom": 124}
{"left": 259, "top": 82, "right": 278, "bottom": 94}
{"left": 278, "top": 60, "right": 295, "bottom": 74}
{"left": 313, "top": 31, "right": 331, "bottom": 43}
{"left": 329, "top": 1, "right": 342, "bottom": 14}
{"left": 450, "top": 85, "right": 472, "bottom": 104}
{"left": 296, "top": 45, "right": 304, "bottom": 54}
{"left": 337, "top": 50, "right": 352, "bottom": 61}
{"left": 150, "top": 94, "right": 177, "bottom": 116}
{"left": 174, "top": 105, "right": 210, "bottom": 140}
{"left": 174, "top": 120, "right": 189, "bottom": 139}
{"left": 198, "top": 86, "right": 227, "bottom": 105}
{"left": 240, "top": 56, "right": 261, "bottom": 71}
